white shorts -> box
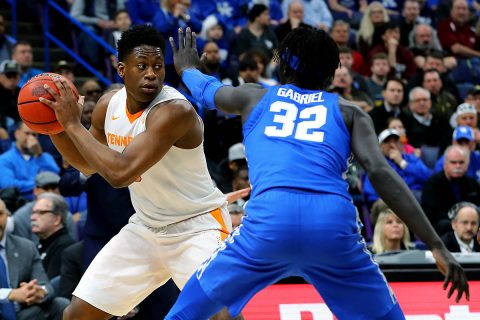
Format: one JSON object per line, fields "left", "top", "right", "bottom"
{"left": 73, "top": 207, "right": 231, "bottom": 316}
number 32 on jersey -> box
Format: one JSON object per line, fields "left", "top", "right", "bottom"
{"left": 264, "top": 101, "right": 327, "bottom": 142}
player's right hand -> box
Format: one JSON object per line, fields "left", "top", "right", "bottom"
{"left": 169, "top": 27, "right": 202, "bottom": 77}
{"left": 431, "top": 247, "right": 469, "bottom": 302}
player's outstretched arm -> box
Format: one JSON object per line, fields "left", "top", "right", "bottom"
{"left": 41, "top": 78, "right": 197, "bottom": 188}
{"left": 170, "top": 27, "right": 266, "bottom": 118}
{"left": 344, "top": 102, "right": 469, "bottom": 302}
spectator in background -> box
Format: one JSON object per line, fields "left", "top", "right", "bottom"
{"left": 402, "top": 87, "right": 451, "bottom": 152}
{"left": 108, "top": 9, "right": 132, "bottom": 83}
{"left": 422, "top": 69, "right": 457, "bottom": 120}
{"left": 232, "top": 4, "right": 278, "bottom": 61}
{"left": 0, "top": 60, "right": 21, "bottom": 137}
{"left": 357, "top": 1, "right": 390, "bottom": 56}
{"left": 0, "top": 123, "right": 60, "bottom": 201}
{"left": 387, "top": 116, "right": 417, "bottom": 155}
{"left": 365, "top": 53, "right": 391, "bottom": 104}
{"left": 449, "top": 102, "right": 480, "bottom": 146}
{"left": 422, "top": 145, "right": 480, "bottom": 235}
{"left": 80, "top": 100, "right": 96, "bottom": 130}
{"left": 362, "top": 128, "right": 431, "bottom": 206}
{"left": 330, "top": 66, "right": 373, "bottom": 112}
{"left": 275, "top": 0, "right": 310, "bottom": 44}
{"left": 368, "top": 78, "right": 405, "bottom": 133}
{"left": 242, "top": 48, "right": 278, "bottom": 87}
{"left": 31, "top": 193, "right": 75, "bottom": 279}
{"left": 54, "top": 60, "right": 75, "bottom": 83}
{"left": 11, "top": 41, "right": 43, "bottom": 88}
{"left": 80, "top": 79, "right": 102, "bottom": 103}
{"left": 371, "top": 209, "right": 414, "bottom": 254}
{"left": 198, "top": 15, "right": 230, "bottom": 66}
{"left": 0, "top": 14, "right": 15, "bottom": 62}
{"left": 441, "top": 202, "right": 480, "bottom": 253}
{"left": 399, "top": 0, "right": 430, "bottom": 47}
{"left": 233, "top": 56, "right": 261, "bottom": 86}
{"left": 330, "top": 21, "right": 365, "bottom": 74}
{"left": 367, "top": 21, "right": 417, "bottom": 80}
{"left": 70, "top": 0, "right": 122, "bottom": 69}
{"left": 228, "top": 203, "right": 244, "bottom": 229}
{"left": 465, "top": 85, "right": 480, "bottom": 113}
{"left": 231, "top": 166, "right": 250, "bottom": 207}
{"left": 152, "top": 0, "right": 202, "bottom": 87}
{"left": 12, "top": 171, "right": 76, "bottom": 244}
{"left": 0, "top": 198, "right": 69, "bottom": 320}
{"left": 437, "top": 0, "right": 480, "bottom": 59}
{"left": 408, "top": 24, "right": 444, "bottom": 68}
{"left": 125, "top": 0, "right": 159, "bottom": 25}
{"left": 281, "top": 0, "right": 332, "bottom": 31}
{"left": 338, "top": 47, "right": 368, "bottom": 93}
{"left": 328, "top": 0, "right": 366, "bottom": 27}
{"left": 434, "top": 126, "right": 480, "bottom": 182}
{"left": 215, "top": 143, "right": 247, "bottom": 193}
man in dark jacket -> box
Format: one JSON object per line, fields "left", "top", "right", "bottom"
{"left": 441, "top": 202, "right": 480, "bottom": 252}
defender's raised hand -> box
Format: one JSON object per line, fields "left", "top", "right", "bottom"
{"left": 170, "top": 27, "right": 202, "bottom": 77}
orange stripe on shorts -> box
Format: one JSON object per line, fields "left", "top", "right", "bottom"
{"left": 210, "top": 208, "right": 230, "bottom": 241}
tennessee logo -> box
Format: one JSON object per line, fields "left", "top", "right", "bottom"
{"left": 112, "top": 115, "right": 120, "bottom": 120}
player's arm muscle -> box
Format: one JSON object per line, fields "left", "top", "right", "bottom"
{"left": 49, "top": 93, "right": 111, "bottom": 175}
{"left": 64, "top": 100, "right": 195, "bottom": 188}
{"left": 348, "top": 105, "right": 443, "bottom": 249}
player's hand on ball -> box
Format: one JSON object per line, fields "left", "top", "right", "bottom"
{"left": 431, "top": 247, "right": 469, "bottom": 302}
{"left": 39, "top": 78, "right": 84, "bottom": 131}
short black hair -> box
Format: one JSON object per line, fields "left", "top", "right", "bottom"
{"left": 276, "top": 27, "right": 339, "bottom": 90}
{"left": 239, "top": 57, "right": 258, "bottom": 71}
{"left": 113, "top": 9, "right": 129, "bottom": 20}
{"left": 383, "top": 77, "right": 405, "bottom": 91}
{"left": 117, "top": 25, "right": 166, "bottom": 62}
{"left": 248, "top": 4, "right": 268, "bottom": 22}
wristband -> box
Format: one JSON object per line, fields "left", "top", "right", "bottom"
{"left": 181, "top": 68, "right": 225, "bottom": 110}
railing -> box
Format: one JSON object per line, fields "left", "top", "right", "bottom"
{"left": 43, "top": 0, "right": 115, "bottom": 86}
{"left": 6, "top": 0, "right": 16, "bottom": 38}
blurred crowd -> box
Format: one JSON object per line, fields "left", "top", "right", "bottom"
{"left": 1, "top": 0, "right": 480, "bottom": 318}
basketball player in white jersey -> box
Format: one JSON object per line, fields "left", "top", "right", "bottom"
{"left": 40, "top": 25, "right": 244, "bottom": 320}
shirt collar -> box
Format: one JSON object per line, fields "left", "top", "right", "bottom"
{"left": 454, "top": 232, "right": 474, "bottom": 253}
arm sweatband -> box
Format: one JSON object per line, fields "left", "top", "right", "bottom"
{"left": 181, "top": 68, "right": 225, "bottom": 110}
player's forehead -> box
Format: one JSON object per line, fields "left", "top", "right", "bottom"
{"left": 130, "top": 45, "right": 164, "bottom": 60}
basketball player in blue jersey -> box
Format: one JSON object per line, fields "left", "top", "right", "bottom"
{"left": 166, "top": 27, "right": 470, "bottom": 319}
{"left": 38, "top": 25, "right": 244, "bottom": 320}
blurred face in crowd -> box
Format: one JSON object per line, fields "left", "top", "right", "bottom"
{"left": 239, "top": 66, "right": 259, "bottom": 83}
{"left": 454, "top": 137, "right": 476, "bottom": 151}
{"left": 383, "top": 212, "right": 406, "bottom": 242}
{"left": 380, "top": 135, "right": 402, "bottom": 157}
{"left": 424, "top": 56, "right": 445, "bottom": 73}
{"left": 12, "top": 43, "right": 33, "bottom": 69}
{"left": 31, "top": 198, "right": 61, "bottom": 240}
{"left": 81, "top": 100, "right": 96, "bottom": 129}
{"left": 465, "top": 92, "right": 480, "bottom": 112}
{"left": 115, "top": 11, "right": 132, "bottom": 32}
{"left": 382, "top": 28, "right": 401, "bottom": 44}
{"left": 371, "top": 58, "right": 390, "bottom": 77}
{"left": 0, "top": 71, "right": 20, "bottom": 90}
{"left": 333, "top": 66, "right": 352, "bottom": 89}
{"left": 0, "top": 200, "right": 8, "bottom": 241}
{"left": 451, "top": 0, "right": 469, "bottom": 25}
{"left": 414, "top": 24, "right": 433, "bottom": 48}
{"left": 423, "top": 71, "right": 442, "bottom": 95}
{"left": 457, "top": 112, "right": 477, "bottom": 128}
{"left": 444, "top": 147, "right": 469, "bottom": 179}
{"left": 383, "top": 80, "right": 404, "bottom": 107}
{"left": 369, "top": 4, "right": 386, "bottom": 24}
{"left": 452, "top": 206, "right": 479, "bottom": 244}
{"left": 207, "top": 25, "right": 223, "bottom": 41}
{"left": 330, "top": 23, "right": 349, "bottom": 46}
{"left": 288, "top": 1, "right": 305, "bottom": 21}
{"left": 403, "top": 0, "right": 420, "bottom": 22}
{"left": 256, "top": 9, "right": 270, "bottom": 26}
{"left": 230, "top": 211, "right": 244, "bottom": 229}
{"left": 409, "top": 89, "right": 431, "bottom": 116}
{"left": 388, "top": 119, "right": 407, "bottom": 137}
{"left": 339, "top": 52, "right": 353, "bottom": 69}
{"left": 203, "top": 42, "right": 221, "bottom": 67}
{"left": 232, "top": 167, "right": 250, "bottom": 192}
{"left": 14, "top": 122, "right": 38, "bottom": 153}
{"left": 82, "top": 80, "right": 102, "bottom": 102}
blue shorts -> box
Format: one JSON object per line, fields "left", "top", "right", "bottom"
{"left": 195, "top": 190, "right": 402, "bottom": 319}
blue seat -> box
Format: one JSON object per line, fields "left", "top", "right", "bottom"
{"left": 420, "top": 145, "right": 440, "bottom": 170}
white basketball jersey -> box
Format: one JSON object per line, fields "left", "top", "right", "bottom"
{"left": 104, "top": 86, "right": 226, "bottom": 227}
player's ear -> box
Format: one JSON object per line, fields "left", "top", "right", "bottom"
{"left": 117, "top": 62, "right": 125, "bottom": 78}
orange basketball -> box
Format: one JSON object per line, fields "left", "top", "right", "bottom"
{"left": 17, "top": 73, "right": 79, "bottom": 135}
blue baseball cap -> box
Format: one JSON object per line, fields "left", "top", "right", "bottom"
{"left": 452, "top": 125, "right": 474, "bottom": 142}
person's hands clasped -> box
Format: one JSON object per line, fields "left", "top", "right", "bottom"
{"left": 169, "top": 27, "right": 202, "bottom": 77}
{"left": 431, "top": 247, "right": 469, "bottom": 303}
{"left": 39, "top": 78, "right": 85, "bottom": 132}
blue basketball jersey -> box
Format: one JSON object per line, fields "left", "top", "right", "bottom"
{"left": 243, "top": 84, "right": 352, "bottom": 199}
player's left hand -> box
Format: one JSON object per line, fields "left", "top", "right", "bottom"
{"left": 431, "top": 247, "right": 469, "bottom": 302}
{"left": 170, "top": 27, "right": 202, "bottom": 77}
{"left": 226, "top": 187, "right": 251, "bottom": 204}
{"left": 40, "top": 78, "right": 84, "bottom": 130}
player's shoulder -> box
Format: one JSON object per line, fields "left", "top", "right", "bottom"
{"left": 337, "top": 96, "right": 371, "bottom": 132}
{"left": 96, "top": 89, "right": 121, "bottom": 109}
